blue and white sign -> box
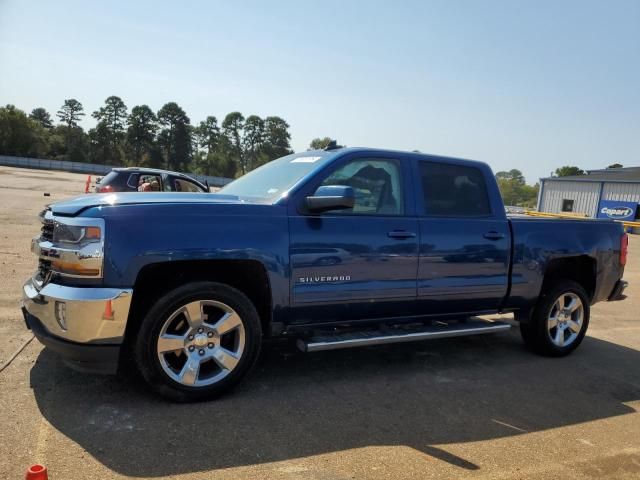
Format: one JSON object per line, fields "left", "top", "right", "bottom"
{"left": 596, "top": 200, "right": 638, "bottom": 220}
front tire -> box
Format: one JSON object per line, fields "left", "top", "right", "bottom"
{"left": 134, "top": 281, "right": 262, "bottom": 402}
{"left": 520, "top": 280, "right": 590, "bottom": 357}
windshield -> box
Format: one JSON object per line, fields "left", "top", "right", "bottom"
{"left": 220, "top": 152, "right": 335, "bottom": 201}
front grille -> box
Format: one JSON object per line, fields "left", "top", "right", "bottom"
{"left": 40, "top": 209, "right": 54, "bottom": 242}
{"left": 36, "top": 259, "right": 52, "bottom": 283}
{"left": 36, "top": 209, "right": 54, "bottom": 283}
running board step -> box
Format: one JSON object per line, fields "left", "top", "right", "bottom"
{"left": 297, "top": 319, "right": 511, "bottom": 352}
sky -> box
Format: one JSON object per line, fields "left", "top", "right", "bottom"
{"left": 1, "top": 0, "right": 638, "bottom": 183}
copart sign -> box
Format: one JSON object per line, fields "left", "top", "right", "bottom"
{"left": 596, "top": 200, "right": 638, "bottom": 220}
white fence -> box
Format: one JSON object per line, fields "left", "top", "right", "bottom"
{"left": 0, "top": 155, "right": 233, "bottom": 188}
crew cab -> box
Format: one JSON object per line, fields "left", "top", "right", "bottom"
{"left": 22, "top": 147, "right": 628, "bottom": 401}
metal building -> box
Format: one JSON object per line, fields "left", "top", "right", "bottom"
{"left": 538, "top": 167, "right": 640, "bottom": 221}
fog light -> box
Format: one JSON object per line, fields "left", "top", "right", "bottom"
{"left": 54, "top": 301, "right": 67, "bottom": 330}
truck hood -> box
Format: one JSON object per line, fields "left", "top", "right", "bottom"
{"left": 50, "top": 192, "right": 249, "bottom": 216}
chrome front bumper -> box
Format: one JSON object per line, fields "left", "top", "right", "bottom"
{"left": 22, "top": 277, "right": 133, "bottom": 344}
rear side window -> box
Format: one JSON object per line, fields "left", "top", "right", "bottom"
{"left": 419, "top": 161, "right": 491, "bottom": 216}
{"left": 126, "top": 173, "right": 140, "bottom": 189}
{"left": 174, "top": 178, "right": 202, "bottom": 192}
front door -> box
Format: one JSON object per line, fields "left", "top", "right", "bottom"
{"left": 289, "top": 155, "right": 419, "bottom": 324}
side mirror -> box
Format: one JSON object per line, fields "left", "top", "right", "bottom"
{"left": 305, "top": 185, "right": 355, "bottom": 213}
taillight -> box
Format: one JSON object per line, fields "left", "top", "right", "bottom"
{"left": 97, "top": 185, "right": 114, "bottom": 193}
{"left": 620, "top": 233, "right": 628, "bottom": 266}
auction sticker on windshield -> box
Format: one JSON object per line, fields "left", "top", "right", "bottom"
{"left": 291, "top": 156, "right": 322, "bottom": 163}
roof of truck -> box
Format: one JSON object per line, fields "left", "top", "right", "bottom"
{"left": 307, "top": 146, "right": 490, "bottom": 167}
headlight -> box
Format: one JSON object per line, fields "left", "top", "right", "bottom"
{"left": 35, "top": 213, "right": 105, "bottom": 278}
{"left": 53, "top": 223, "right": 102, "bottom": 245}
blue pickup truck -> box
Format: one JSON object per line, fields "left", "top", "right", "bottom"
{"left": 22, "top": 147, "right": 629, "bottom": 401}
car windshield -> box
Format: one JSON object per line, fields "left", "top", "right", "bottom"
{"left": 220, "top": 152, "right": 335, "bottom": 201}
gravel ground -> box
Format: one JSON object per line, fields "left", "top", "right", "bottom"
{"left": 0, "top": 165, "right": 638, "bottom": 479}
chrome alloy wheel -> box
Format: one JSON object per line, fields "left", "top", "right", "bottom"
{"left": 156, "top": 300, "right": 246, "bottom": 387}
{"left": 547, "top": 292, "right": 584, "bottom": 348}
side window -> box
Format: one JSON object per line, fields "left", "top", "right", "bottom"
{"left": 174, "top": 178, "right": 202, "bottom": 192}
{"left": 419, "top": 162, "right": 491, "bottom": 216}
{"left": 137, "top": 174, "right": 161, "bottom": 192}
{"left": 320, "top": 158, "right": 403, "bottom": 215}
{"left": 126, "top": 173, "right": 140, "bottom": 190}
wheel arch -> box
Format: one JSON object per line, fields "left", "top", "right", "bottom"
{"left": 124, "top": 259, "right": 272, "bottom": 346}
{"left": 540, "top": 255, "right": 597, "bottom": 302}
{"left": 515, "top": 255, "right": 596, "bottom": 324}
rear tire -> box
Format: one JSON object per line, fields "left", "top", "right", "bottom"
{"left": 134, "top": 281, "right": 262, "bottom": 402}
{"left": 520, "top": 280, "right": 590, "bottom": 357}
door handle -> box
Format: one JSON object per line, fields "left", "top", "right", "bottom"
{"left": 388, "top": 230, "right": 416, "bottom": 239}
{"left": 483, "top": 231, "right": 505, "bottom": 240}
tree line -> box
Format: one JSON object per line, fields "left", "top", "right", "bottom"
{"left": 1, "top": 99, "right": 623, "bottom": 198}
{"left": 0, "top": 97, "right": 300, "bottom": 178}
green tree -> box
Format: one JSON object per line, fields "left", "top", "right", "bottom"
{"left": 222, "top": 112, "right": 245, "bottom": 175}
{"left": 92, "top": 96, "right": 128, "bottom": 134}
{"left": 495, "top": 169, "right": 539, "bottom": 208}
{"left": 45, "top": 125, "right": 68, "bottom": 159}
{"left": 56, "top": 99, "right": 85, "bottom": 128}
{"left": 554, "top": 166, "right": 585, "bottom": 177}
{"left": 56, "top": 99, "right": 87, "bottom": 161}
{"left": 29, "top": 108, "right": 53, "bottom": 130}
{"left": 126, "top": 105, "right": 158, "bottom": 165}
{"left": 309, "top": 137, "right": 333, "bottom": 150}
{"left": 88, "top": 122, "right": 113, "bottom": 165}
{"left": 495, "top": 169, "right": 525, "bottom": 185}
{"left": 2, "top": 99, "right": 296, "bottom": 175}
{"left": 195, "top": 116, "right": 220, "bottom": 152}
{"left": 92, "top": 96, "right": 128, "bottom": 165}
{"left": 262, "top": 116, "right": 292, "bottom": 162}
{"left": 192, "top": 116, "right": 222, "bottom": 176}
{"left": 243, "top": 115, "right": 266, "bottom": 171}
{"left": 142, "top": 147, "right": 165, "bottom": 169}
{"left": 521, "top": 183, "right": 540, "bottom": 208}
{"left": 157, "top": 102, "right": 192, "bottom": 171}
{"left": 0, "top": 105, "right": 48, "bottom": 157}
{"left": 57, "top": 125, "right": 88, "bottom": 162}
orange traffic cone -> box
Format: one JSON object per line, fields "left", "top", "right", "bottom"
{"left": 25, "top": 464, "right": 48, "bottom": 479}
{"left": 103, "top": 299, "right": 114, "bottom": 320}
{"left": 85, "top": 175, "right": 91, "bottom": 193}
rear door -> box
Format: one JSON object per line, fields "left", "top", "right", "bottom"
{"left": 288, "top": 154, "right": 419, "bottom": 324}
{"left": 413, "top": 159, "right": 510, "bottom": 314}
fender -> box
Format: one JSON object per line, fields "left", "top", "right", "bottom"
{"left": 81, "top": 203, "right": 290, "bottom": 322}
